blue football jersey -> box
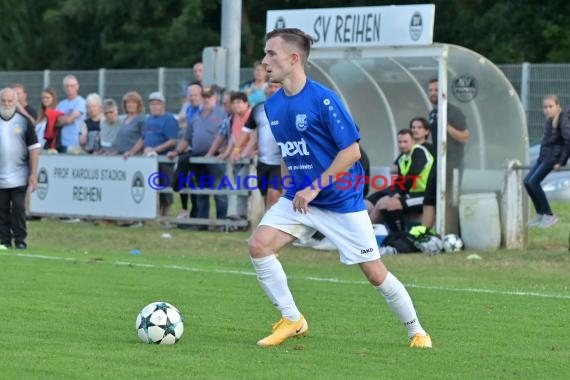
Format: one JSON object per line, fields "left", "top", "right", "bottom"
{"left": 264, "top": 79, "right": 365, "bottom": 212}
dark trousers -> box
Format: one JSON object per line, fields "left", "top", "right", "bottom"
{"left": 173, "top": 153, "right": 198, "bottom": 217}
{"left": 524, "top": 160, "right": 554, "bottom": 215}
{"left": 0, "top": 186, "right": 28, "bottom": 245}
{"left": 158, "top": 162, "right": 174, "bottom": 207}
{"left": 193, "top": 163, "right": 228, "bottom": 219}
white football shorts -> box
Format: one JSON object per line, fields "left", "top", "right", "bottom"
{"left": 259, "top": 197, "right": 381, "bottom": 265}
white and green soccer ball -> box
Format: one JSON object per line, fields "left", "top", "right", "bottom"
{"left": 136, "top": 302, "right": 184, "bottom": 344}
{"left": 442, "top": 234, "right": 464, "bottom": 252}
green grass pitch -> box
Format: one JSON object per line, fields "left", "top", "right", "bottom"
{"left": 1, "top": 203, "right": 569, "bottom": 379}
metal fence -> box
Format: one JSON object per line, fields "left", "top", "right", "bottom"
{"left": 497, "top": 63, "right": 570, "bottom": 145}
{"left": 0, "top": 68, "right": 253, "bottom": 116}
{"left": 1, "top": 63, "right": 567, "bottom": 144}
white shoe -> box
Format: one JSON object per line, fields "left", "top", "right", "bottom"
{"left": 311, "top": 237, "right": 337, "bottom": 251}
{"left": 538, "top": 214, "right": 558, "bottom": 229}
{"left": 176, "top": 210, "right": 190, "bottom": 219}
{"left": 527, "top": 214, "right": 543, "bottom": 227}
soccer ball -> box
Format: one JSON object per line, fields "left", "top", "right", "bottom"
{"left": 442, "top": 234, "right": 464, "bottom": 252}
{"left": 136, "top": 302, "right": 184, "bottom": 344}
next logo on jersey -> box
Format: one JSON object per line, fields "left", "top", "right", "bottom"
{"left": 276, "top": 138, "right": 310, "bottom": 157}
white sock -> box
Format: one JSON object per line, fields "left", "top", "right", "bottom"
{"left": 251, "top": 255, "right": 301, "bottom": 321}
{"left": 376, "top": 272, "right": 426, "bottom": 338}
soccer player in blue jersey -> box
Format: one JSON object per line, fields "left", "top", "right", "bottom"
{"left": 247, "top": 28, "right": 432, "bottom": 348}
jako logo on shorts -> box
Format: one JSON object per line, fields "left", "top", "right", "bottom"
{"left": 277, "top": 138, "right": 310, "bottom": 157}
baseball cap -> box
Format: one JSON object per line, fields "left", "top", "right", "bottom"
{"left": 202, "top": 86, "right": 215, "bottom": 97}
{"left": 148, "top": 91, "right": 165, "bottom": 102}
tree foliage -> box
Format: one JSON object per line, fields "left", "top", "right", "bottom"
{"left": 432, "top": 0, "right": 570, "bottom": 63}
{"left": 0, "top": 0, "right": 220, "bottom": 69}
{"left": 2, "top": 0, "right": 570, "bottom": 70}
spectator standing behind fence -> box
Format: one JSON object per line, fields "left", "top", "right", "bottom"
{"left": 124, "top": 92, "right": 178, "bottom": 220}
{"left": 192, "top": 62, "right": 203, "bottom": 86}
{"left": 35, "top": 88, "right": 63, "bottom": 151}
{"left": 525, "top": 94, "right": 570, "bottom": 228}
{"left": 13, "top": 84, "right": 37, "bottom": 123}
{"left": 111, "top": 93, "right": 145, "bottom": 228}
{"left": 173, "top": 84, "right": 203, "bottom": 220}
{"left": 221, "top": 90, "right": 232, "bottom": 115}
{"left": 0, "top": 88, "right": 40, "bottom": 250}
{"left": 177, "top": 83, "right": 202, "bottom": 135}
{"left": 219, "top": 92, "right": 253, "bottom": 221}
{"left": 55, "top": 75, "right": 86, "bottom": 153}
{"left": 231, "top": 82, "right": 283, "bottom": 210}
{"left": 115, "top": 91, "right": 145, "bottom": 155}
{"left": 184, "top": 85, "right": 203, "bottom": 128}
{"left": 177, "top": 83, "right": 204, "bottom": 219}
{"left": 98, "top": 99, "right": 121, "bottom": 154}
{"left": 168, "top": 87, "right": 228, "bottom": 227}
{"left": 240, "top": 61, "right": 268, "bottom": 107}
{"left": 177, "top": 84, "right": 191, "bottom": 133}
{"left": 80, "top": 93, "right": 102, "bottom": 154}
{"left": 206, "top": 91, "right": 233, "bottom": 157}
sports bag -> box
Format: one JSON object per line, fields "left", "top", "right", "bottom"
{"left": 381, "top": 231, "right": 420, "bottom": 253}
